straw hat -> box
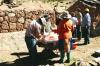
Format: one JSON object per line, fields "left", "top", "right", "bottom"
{"left": 61, "top": 11, "right": 71, "bottom": 19}
{"left": 85, "top": 8, "right": 89, "bottom": 12}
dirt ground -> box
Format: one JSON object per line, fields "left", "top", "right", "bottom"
{"left": 0, "top": 31, "right": 100, "bottom": 66}
{"left": 0, "top": 0, "right": 100, "bottom": 66}
{"left": 0, "top": 0, "right": 76, "bottom": 12}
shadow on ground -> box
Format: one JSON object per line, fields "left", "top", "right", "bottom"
{"left": 0, "top": 49, "right": 60, "bottom": 66}
{"left": 91, "top": 52, "right": 100, "bottom": 58}
{"left": 77, "top": 43, "right": 87, "bottom": 46}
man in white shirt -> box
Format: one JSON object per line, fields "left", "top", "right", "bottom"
{"left": 25, "top": 14, "right": 49, "bottom": 64}
{"left": 70, "top": 12, "right": 78, "bottom": 38}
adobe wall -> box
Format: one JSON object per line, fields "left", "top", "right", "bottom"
{"left": 0, "top": 9, "right": 55, "bottom": 33}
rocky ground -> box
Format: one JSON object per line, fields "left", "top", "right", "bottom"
{"left": 0, "top": 31, "right": 100, "bottom": 66}
{"left": 0, "top": 0, "right": 77, "bottom": 11}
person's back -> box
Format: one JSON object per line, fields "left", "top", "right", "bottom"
{"left": 82, "top": 13, "right": 91, "bottom": 27}
{"left": 45, "top": 21, "right": 51, "bottom": 32}
{"left": 58, "top": 19, "right": 73, "bottom": 40}
{"left": 25, "top": 20, "right": 41, "bottom": 39}
{"left": 57, "top": 11, "right": 73, "bottom": 63}
{"left": 71, "top": 17, "right": 78, "bottom": 27}
{"left": 76, "top": 9, "right": 83, "bottom": 26}
{"left": 70, "top": 12, "right": 78, "bottom": 38}
{"left": 75, "top": 8, "right": 83, "bottom": 40}
{"left": 40, "top": 17, "right": 51, "bottom": 33}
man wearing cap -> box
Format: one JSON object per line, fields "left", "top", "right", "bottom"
{"left": 41, "top": 14, "right": 52, "bottom": 34}
{"left": 25, "top": 14, "right": 49, "bottom": 64}
{"left": 57, "top": 11, "right": 73, "bottom": 63}
{"left": 82, "top": 8, "right": 91, "bottom": 44}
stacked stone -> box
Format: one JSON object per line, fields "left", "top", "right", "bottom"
{"left": 0, "top": 10, "right": 55, "bottom": 33}
{"left": 68, "top": 1, "right": 100, "bottom": 37}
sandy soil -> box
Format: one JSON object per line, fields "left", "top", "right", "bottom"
{"left": 0, "top": 31, "right": 100, "bottom": 66}
{"left": 0, "top": 0, "right": 100, "bottom": 66}
{"left": 0, "top": 0, "right": 76, "bottom": 12}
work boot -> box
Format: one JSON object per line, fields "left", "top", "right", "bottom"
{"left": 59, "top": 51, "right": 65, "bottom": 63}
{"left": 58, "top": 59, "right": 64, "bottom": 63}
{"left": 87, "top": 41, "right": 90, "bottom": 44}
{"left": 65, "top": 52, "right": 70, "bottom": 63}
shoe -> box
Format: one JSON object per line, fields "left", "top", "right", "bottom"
{"left": 58, "top": 59, "right": 64, "bottom": 63}
{"left": 87, "top": 42, "right": 90, "bottom": 44}
{"left": 83, "top": 42, "right": 88, "bottom": 45}
{"left": 66, "top": 53, "right": 70, "bottom": 63}
{"left": 65, "top": 59, "right": 70, "bottom": 63}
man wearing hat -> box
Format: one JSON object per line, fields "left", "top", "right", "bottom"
{"left": 25, "top": 14, "right": 49, "bottom": 65}
{"left": 82, "top": 8, "right": 91, "bottom": 44}
{"left": 57, "top": 11, "right": 73, "bottom": 63}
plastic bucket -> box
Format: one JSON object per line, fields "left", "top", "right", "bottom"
{"left": 70, "top": 38, "right": 75, "bottom": 49}
{"left": 52, "top": 29, "right": 57, "bottom": 33}
{"left": 73, "top": 43, "right": 78, "bottom": 49}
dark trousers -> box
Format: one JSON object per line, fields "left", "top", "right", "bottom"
{"left": 72, "top": 27, "right": 77, "bottom": 38}
{"left": 58, "top": 40, "right": 70, "bottom": 62}
{"left": 25, "top": 36, "right": 37, "bottom": 60}
{"left": 76, "top": 25, "right": 82, "bottom": 40}
{"left": 4, "top": 0, "right": 13, "bottom": 4}
{"left": 82, "top": 26, "right": 90, "bottom": 44}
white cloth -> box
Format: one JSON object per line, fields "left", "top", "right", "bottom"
{"left": 40, "top": 17, "right": 46, "bottom": 25}
{"left": 71, "top": 17, "right": 78, "bottom": 27}
{"left": 31, "top": 20, "right": 41, "bottom": 29}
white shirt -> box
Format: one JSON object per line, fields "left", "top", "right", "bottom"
{"left": 71, "top": 17, "right": 78, "bottom": 27}
{"left": 25, "top": 19, "right": 41, "bottom": 37}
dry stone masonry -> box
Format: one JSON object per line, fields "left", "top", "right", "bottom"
{"left": 0, "top": 0, "right": 100, "bottom": 37}
{"left": 68, "top": 0, "right": 100, "bottom": 37}
{"left": 0, "top": 9, "right": 55, "bottom": 33}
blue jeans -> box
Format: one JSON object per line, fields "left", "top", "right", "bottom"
{"left": 25, "top": 36, "right": 37, "bottom": 59}
{"left": 76, "top": 25, "right": 82, "bottom": 40}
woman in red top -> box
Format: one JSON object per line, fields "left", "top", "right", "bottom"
{"left": 57, "top": 11, "right": 73, "bottom": 63}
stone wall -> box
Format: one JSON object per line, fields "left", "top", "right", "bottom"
{"left": 0, "top": 9, "right": 55, "bottom": 33}
{"left": 68, "top": 1, "right": 100, "bottom": 37}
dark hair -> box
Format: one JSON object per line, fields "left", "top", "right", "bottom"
{"left": 43, "top": 14, "right": 49, "bottom": 21}
{"left": 36, "top": 18, "right": 43, "bottom": 26}
{"left": 71, "top": 12, "right": 76, "bottom": 17}
{"left": 77, "top": 8, "right": 81, "bottom": 12}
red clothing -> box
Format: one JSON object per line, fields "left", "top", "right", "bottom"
{"left": 57, "top": 19, "right": 73, "bottom": 40}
